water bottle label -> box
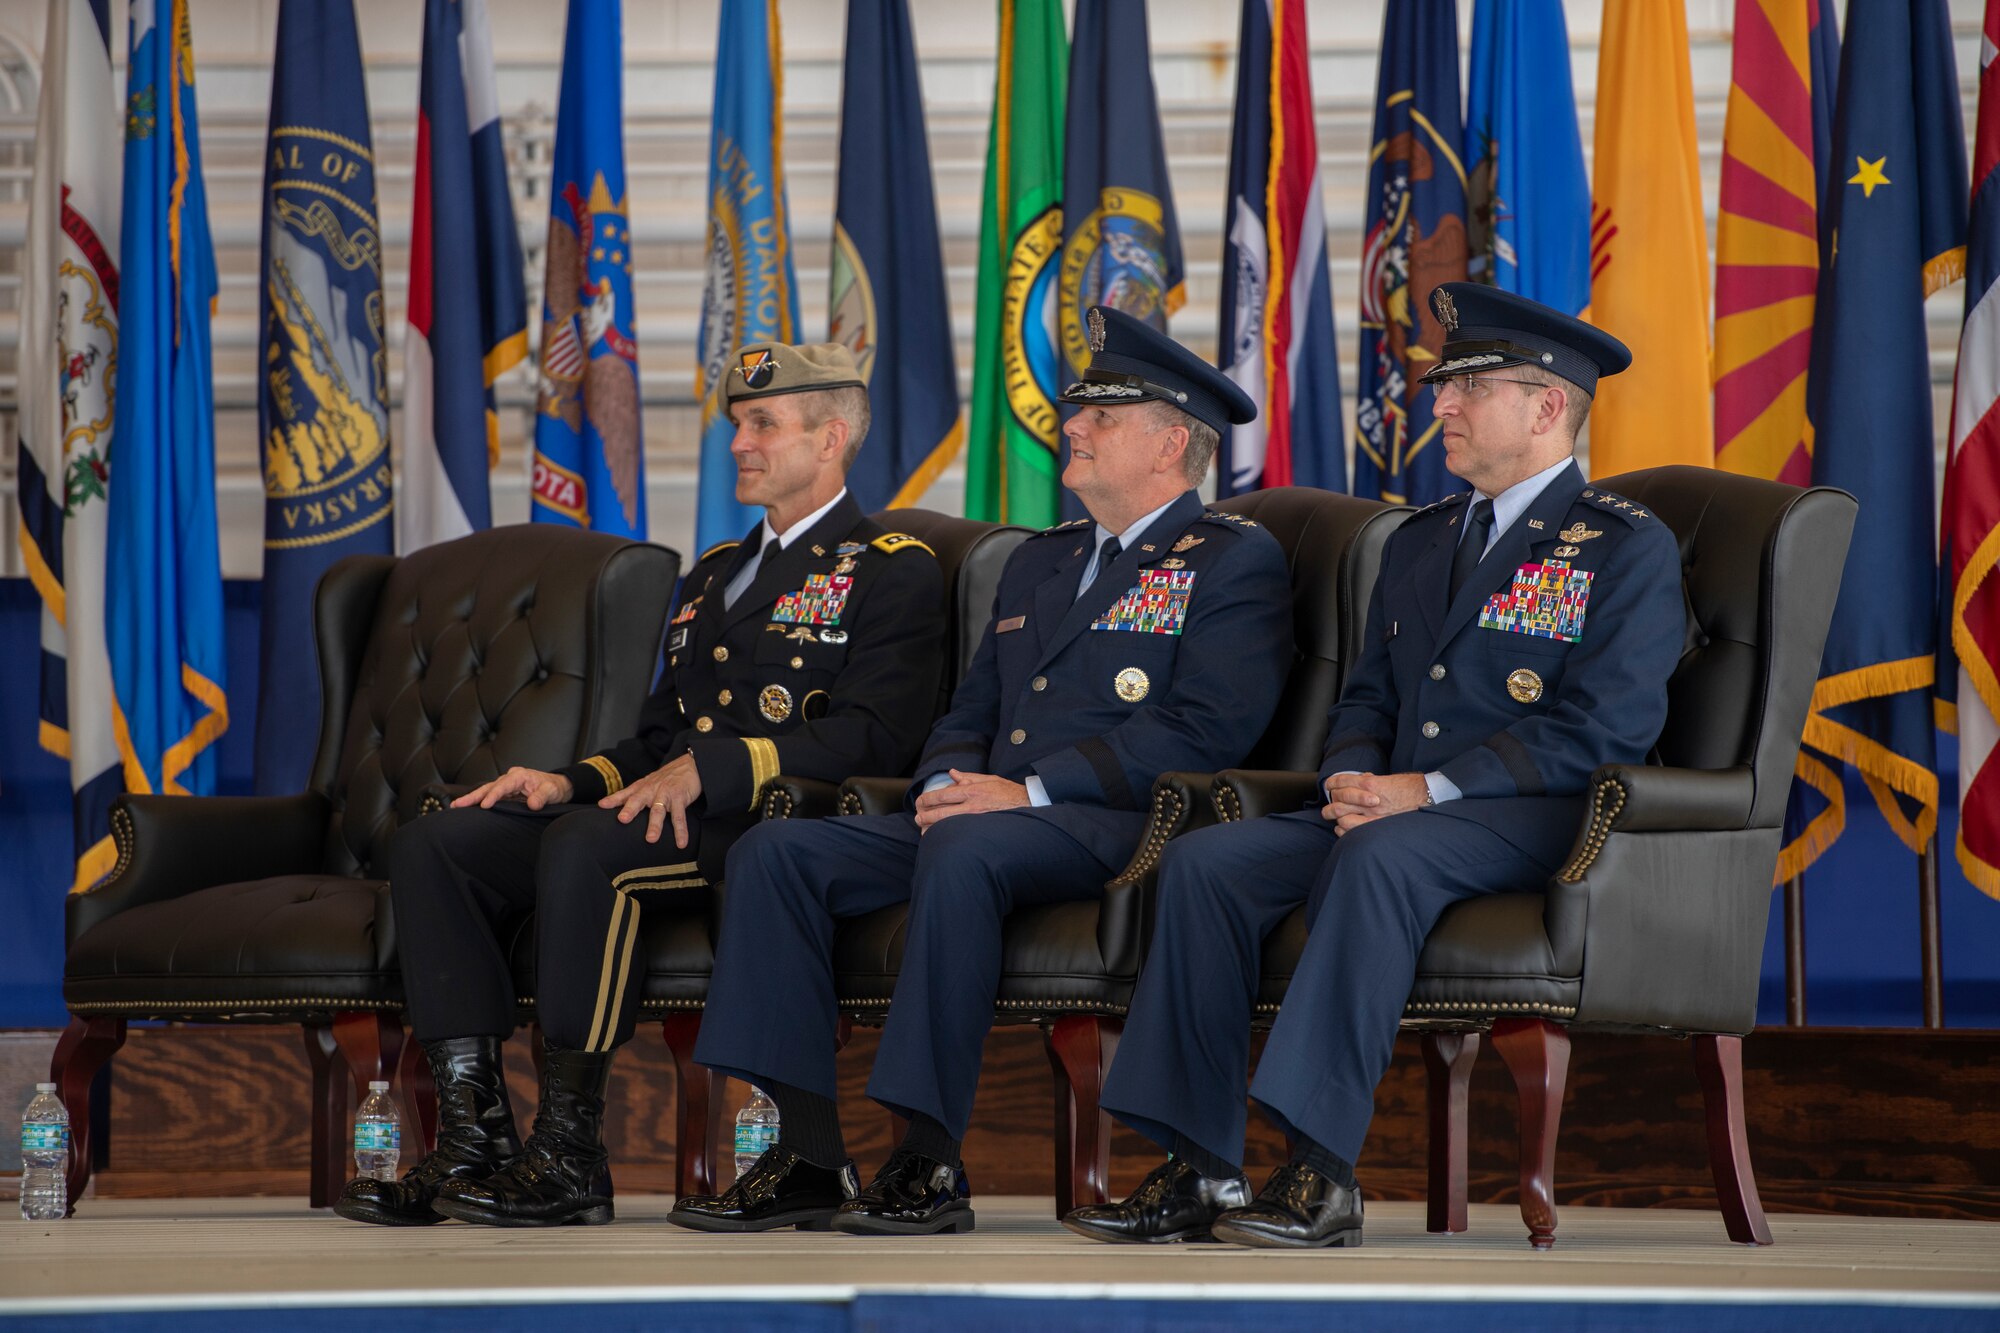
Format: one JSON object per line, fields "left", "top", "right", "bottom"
{"left": 21, "top": 1123, "right": 68, "bottom": 1154}
{"left": 734, "top": 1123, "right": 778, "bottom": 1155}
{"left": 354, "top": 1121, "right": 400, "bottom": 1153}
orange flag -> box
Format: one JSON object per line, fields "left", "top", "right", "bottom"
{"left": 1588, "top": 0, "right": 1714, "bottom": 473}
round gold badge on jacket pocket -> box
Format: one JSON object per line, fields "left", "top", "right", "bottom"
{"left": 1506, "top": 668, "right": 1544, "bottom": 703}
{"left": 759, "top": 684, "right": 794, "bottom": 723}
{"left": 1114, "top": 667, "right": 1150, "bottom": 702}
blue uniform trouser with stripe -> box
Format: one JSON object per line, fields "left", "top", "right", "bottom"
{"left": 1101, "top": 807, "right": 1554, "bottom": 1168}
{"left": 697, "top": 808, "right": 1116, "bottom": 1139}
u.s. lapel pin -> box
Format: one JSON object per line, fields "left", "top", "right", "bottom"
{"left": 1140, "top": 544, "right": 1156, "bottom": 553}
{"left": 1528, "top": 519, "right": 1546, "bottom": 530}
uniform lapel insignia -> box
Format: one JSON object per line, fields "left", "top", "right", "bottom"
{"left": 811, "top": 544, "right": 827, "bottom": 557}
{"left": 1558, "top": 522, "right": 1603, "bottom": 543}
{"left": 1140, "top": 543, "right": 1157, "bottom": 553}
{"left": 1527, "top": 519, "right": 1546, "bottom": 530}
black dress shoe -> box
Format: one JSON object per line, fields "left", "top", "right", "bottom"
{"left": 667, "top": 1146, "right": 861, "bottom": 1232}
{"left": 1209, "top": 1162, "right": 1363, "bottom": 1249}
{"left": 334, "top": 1036, "right": 521, "bottom": 1227}
{"left": 1062, "top": 1157, "right": 1253, "bottom": 1244}
{"left": 432, "top": 1045, "right": 615, "bottom": 1227}
{"left": 830, "top": 1149, "right": 974, "bottom": 1235}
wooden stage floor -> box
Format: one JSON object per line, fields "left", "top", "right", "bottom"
{"left": 7, "top": 1197, "right": 1999, "bottom": 1317}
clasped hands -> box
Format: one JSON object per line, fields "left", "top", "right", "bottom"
{"left": 453, "top": 752, "right": 706, "bottom": 847}
{"left": 913, "top": 769, "right": 1030, "bottom": 832}
{"left": 1321, "top": 771, "right": 1429, "bottom": 834}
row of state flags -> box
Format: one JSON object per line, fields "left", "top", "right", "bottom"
{"left": 13, "top": 0, "right": 2000, "bottom": 905}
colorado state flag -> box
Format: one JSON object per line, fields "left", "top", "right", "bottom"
{"left": 106, "top": 0, "right": 229, "bottom": 797}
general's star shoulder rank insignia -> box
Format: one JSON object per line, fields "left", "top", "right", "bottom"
{"left": 1432, "top": 287, "right": 1459, "bottom": 332}
{"left": 1558, "top": 522, "right": 1603, "bottom": 544}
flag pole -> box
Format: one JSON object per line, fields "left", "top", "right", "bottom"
{"left": 1918, "top": 838, "right": 1945, "bottom": 1027}
{"left": 1783, "top": 875, "right": 1808, "bottom": 1026}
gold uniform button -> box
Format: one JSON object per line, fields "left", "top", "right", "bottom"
{"left": 1429, "top": 664, "right": 1447, "bottom": 681}
{"left": 713, "top": 646, "right": 729, "bottom": 663}
{"left": 1422, "top": 721, "right": 1440, "bottom": 739}
{"left": 1031, "top": 676, "right": 1048, "bottom": 692}
{"left": 696, "top": 716, "right": 715, "bottom": 733}
{"left": 1010, "top": 728, "right": 1027, "bottom": 745}
{"left": 790, "top": 656, "right": 804, "bottom": 670}
{"left": 718, "top": 690, "right": 733, "bottom": 705}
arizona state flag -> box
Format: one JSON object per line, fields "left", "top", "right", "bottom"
{"left": 1216, "top": 0, "right": 1344, "bottom": 496}
{"left": 1801, "top": 0, "right": 1966, "bottom": 870}
{"left": 532, "top": 0, "right": 646, "bottom": 540}
{"left": 399, "top": 0, "right": 528, "bottom": 551}
{"left": 830, "top": 0, "right": 959, "bottom": 511}
{"left": 1941, "top": 0, "right": 2000, "bottom": 899}
{"left": 965, "top": 0, "right": 1067, "bottom": 527}
{"left": 107, "top": 0, "right": 229, "bottom": 798}
{"left": 694, "top": 0, "right": 798, "bottom": 550}
{"left": 16, "top": 0, "right": 122, "bottom": 889}
{"left": 1354, "top": 0, "right": 1468, "bottom": 506}
{"left": 253, "top": 0, "right": 393, "bottom": 794}
{"left": 1588, "top": 0, "right": 1713, "bottom": 474}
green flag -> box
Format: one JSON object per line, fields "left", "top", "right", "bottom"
{"left": 965, "top": 0, "right": 1067, "bottom": 525}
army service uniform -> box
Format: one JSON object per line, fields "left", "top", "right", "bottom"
{"left": 387, "top": 490, "right": 946, "bottom": 1054}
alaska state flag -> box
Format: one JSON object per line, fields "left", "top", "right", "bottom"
{"left": 106, "top": 0, "right": 229, "bottom": 797}
{"left": 1463, "top": 0, "right": 1589, "bottom": 315}
{"left": 1355, "top": 0, "right": 1469, "bottom": 506}
{"left": 531, "top": 0, "right": 645, "bottom": 539}
{"left": 253, "top": 0, "right": 393, "bottom": 794}
{"left": 830, "top": 0, "right": 960, "bottom": 511}
{"left": 1802, "top": 0, "right": 1967, "bottom": 866}
{"left": 1217, "top": 0, "right": 1344, "bottom": 496}
{"left": 694, "top": 0, "right": 799, "bottom": 551}
{"left": 399, "top": 0, "right": 528, "bottom": 551}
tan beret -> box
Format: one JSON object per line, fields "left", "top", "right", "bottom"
{"left": 724, "top": 341, "right": 865, "bottom": 405}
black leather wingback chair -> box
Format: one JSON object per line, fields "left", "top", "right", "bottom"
{"left": 1216, "top": 466, "right": 1857, "bottom": 1248}
{"left": 485, "top": 509, "right": 1029, "bottom": 1198}
{"left": 826, "top": 487, "right": 1411, "bottom": 1214}
{"left": 54, "top": 526, "right": 675, "bottom": 1210}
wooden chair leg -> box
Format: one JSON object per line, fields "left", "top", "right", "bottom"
{"left": 396, "top": 1031, "right": 438, "bottom": 1153}
{"left": 1422, "top": 1030, "right": 1479, "bottom": 1234}
{"left": 50, "top": 1017, "right": 126, "bottom": 1213}
{"left": 1695, "top": 1033, "right": 1773, "bottom": 1246}
{"left": 331, "top": 1011, "right": 402, "bottom": 1095}
{"left": 1491, "top": 1017, "right": 1569, "bottom": 1250}
{"left": 1045, "top": 1014, "right": 1120, "bottom": 1219}
{"left": 301, "top": 1024, "right": 347, "bottom": 1209}
{"left": 661, "top": 1012, "right": 721, "bottom": 1198}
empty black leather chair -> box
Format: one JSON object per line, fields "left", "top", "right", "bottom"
{"left": 1216, "top": 466, "right": 1856, "bottom": 1247}
{"left": 55, "top": 526, "right": 674, "bottom": 1210}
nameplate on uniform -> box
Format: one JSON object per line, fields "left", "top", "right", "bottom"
{"left": 771, "top": 573, "right": 853, "bottom": 626}
{"left": 996, "top": 615, "right": 1027, "bottom": 634}
{"left": 669, "top": 625, "right": 692, "bottom": 653}
{"left": 1091, "top": 569, "right": 1196, "bottom": 635}
{"left": 1478, "top": 559, "right": 1593, "bottom": 642}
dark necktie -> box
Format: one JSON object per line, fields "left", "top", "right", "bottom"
{"left": 1079, "top": 535, "right": 1123, "bottom": 603}
{"left": 1448, "top": 499, "right": 1494, "bottom": 602}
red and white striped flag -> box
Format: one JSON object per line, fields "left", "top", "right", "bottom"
{"left": 1944, "top": 1, "right": 2000, "bottom": 899}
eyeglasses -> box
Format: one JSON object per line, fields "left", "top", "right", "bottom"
{"left": 1430, "top": 374, "right": 1550, "bottom": 399}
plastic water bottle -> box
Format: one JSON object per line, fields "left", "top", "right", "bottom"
{"left": 734, "top": 1085, "right": 780, "bottom": 1178}
{"left": 353, "top": 1081, "right": 400, "bottom": 1183}
{"left": 19, "top": 1083, "right": 69, "bottom": 1222}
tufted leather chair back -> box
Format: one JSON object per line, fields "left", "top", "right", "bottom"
{"left": 878, "top": 508, "right": 1031, "bottom": 708}
{"left": 1211, "top": 488, "right": 1411, "bottom": 771}
{"left": 308, "top": 526, "right": 677, "bottom": 878}
{"left": 1596, "top": 466, "right": 1856, "bottom": 830}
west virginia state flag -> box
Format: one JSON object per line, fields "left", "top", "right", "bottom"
{"left": 1217, "top": 0, "right": 1344, "bottom": 496}
{"left": 16, "top": 0, "right": 123, "bottom": 889}
{"left": 694, "top": 0, "right": 798, "bottom": 550}
{"left": 965, "top": 0, "right": 1067, "bottom": 527}
{"left": 830, "top": 0, "right": 959, "bottom": 512}
{"left": 1354, "top": 0, "right": 1468, "bottom": 506}
{"left": 106, "top": 0, "right": 229, "bottom": 798}
{"left": 253, "top": 0, "right": 393, "bottom": 794}
{"left": 533, "top": 0, "right": 645, "bottom": 540}
{"left": 1802, "top": 0, "right": 1966, "bottom": 871}
{"left": 1589, "top": 0, "right": 1713, "bottom": 474}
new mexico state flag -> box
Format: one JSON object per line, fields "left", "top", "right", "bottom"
{"left": 1588, "top": 0, "right": 1715, "bottom": 473}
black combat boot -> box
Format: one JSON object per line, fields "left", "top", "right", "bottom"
{"left": 333, "top": 1036, "right": 521, "bottom": 1226}
{"left": 431, "top": 1044, "right": 616, "bottom": 1227}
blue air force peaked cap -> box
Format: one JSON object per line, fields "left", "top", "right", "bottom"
{"left": 1417, "top": 282, "right": 1633, "bottom": 396}
{"left": 1059, "top": 305, "right": 1258, "bottom": 434}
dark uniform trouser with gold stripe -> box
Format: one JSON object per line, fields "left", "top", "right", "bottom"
{"left": 386, "top": 804, "right": 743, "bottom": 1052}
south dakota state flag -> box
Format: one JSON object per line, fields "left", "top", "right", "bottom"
{"left": 253, "top": 0, "right": 392, "bottom": 794}
{"left": 106, "top": 0, "right": 229, "bottom": 797}
{"left": 1217, "top": 0, "right": 1344, "bottom": 496}
{"left": 1354, "top": 0, "right": 1468, "bottom": 506}
{"left": 532, "top": 0, "right": 645, "bottom": 540}
{"left": 694, "top": 0, "right": 799, "bottom": 550}
{"left": 830, "top": 0, "right": 959, "bottom": 511}
{"left": 1801, "top": 0, "right": 1966, "bottom": 869}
